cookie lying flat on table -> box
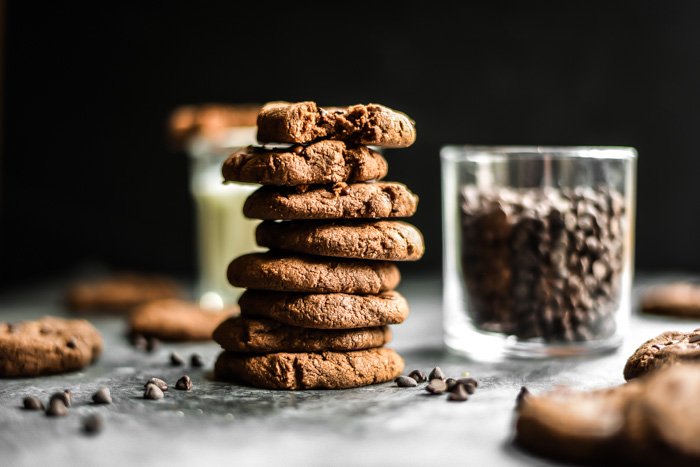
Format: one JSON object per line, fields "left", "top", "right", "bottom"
{"left": 243, "top": 182, "right": 418, "bottom": 220}
{"left": 239, "top": 290, "right": 409, "bottom": 329}
{"left": 640, "top": 282, "right": 700, "bottom": 318}
{"left": 66, "top": 274, "right": 183, "bottom": 313}
{"left": 228, "top": 253, "right": 400, "bottom": 294}
{"left": 213, "top": 317, "right": 391, "bottom": 353}
{"left": 0, "top": 316, "right": 103, "bottom": 377}
{"left": 129, "top": 299, "right": 237, "bottom": 341}
{"left": 255, "top": 220, "right": 424, "bottom": 261}
{"left": 222, "top": 141, "right": 387, "bottom": 186}
{"left": 214, "top": 347, "right": 404, "bottom": 390}
{"left": 256, "top": 101, "right": 416, "bottom": 148}
{"left": 623, "top": 329, "right": 700, "bottom": 380}
{"left": 515, "top": 383, "right": 643, "bottom": 464}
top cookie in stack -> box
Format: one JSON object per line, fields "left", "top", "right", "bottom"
{"left": 213, "top": 101, "right": 422, "bottom": 390}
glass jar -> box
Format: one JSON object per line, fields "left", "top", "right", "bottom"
{"left": 187, "top": 128, "right": 262, "bottom": 310}
{"left": 441, "top": 146, "right": 637, "bottom": 359}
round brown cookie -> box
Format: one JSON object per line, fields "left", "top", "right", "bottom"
{"left": 213, "top": 317, "right": 391, "bottom": 353}
{"left": 228, "top": 253, "right": 400, "bottom": 294}
{"left": 239, "top": 290, "right": 409, "bottom": 329}
{"left": 640, "top": 282, "right": 700, "bottom": 318}
{"left": 222, "top": 141, "right": 388, "bottom": 186}
{"left": 256, "top": 101, "right": 416, "bottom": 148}
{"left": 515, "top": 382, "right": 643, "bottom": 464}
{"left": 129, "top": 299, "right": 237, "bottom": 341}
{"left": 66, "top": 274, "right": 183, "bottom": 313}
{"left": 214, "top": 347, "right": 404, "bottom": 390}
{"left": 624, "top": 364, "right": 700, "bottom": 463}
{"left": 256, "top": 220, "right": 424, "bottom": 261}
{"left": 0, "top": 316, "right": 103, "bottom": 377}
{"left": 623, "top": 330, "right": 700, "bottom": 380}
{"left": 243, "top": 182, "right": 419, "bottom": 220}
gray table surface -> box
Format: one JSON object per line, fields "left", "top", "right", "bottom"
{"left": 1, "top": 273, "right": 698, "bottom": 467}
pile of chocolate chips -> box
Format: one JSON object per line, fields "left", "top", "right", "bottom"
{"left": 460, "top": 185, "right": 626, "bottom": 342}
{"left": 395, "top": 367, "right": 478, "bottom": 402}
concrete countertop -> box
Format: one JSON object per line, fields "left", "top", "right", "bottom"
{"left": 0, "top": 273, "right": 696, "bottom": 467}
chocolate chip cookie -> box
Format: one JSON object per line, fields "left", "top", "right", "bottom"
{"left": 640, "top": 282, "right": 700, "bottom": 318}
{"left": 222, "top": 141, "right": 387, "bottom": 186}
{"left": 243, "top": 182, "right": 419, "bottom": 220}
{"left": 515, "top": 382, "right": 643, "bottom": 464}
{"left": 623, "top": 330, "right": 700, "bottom": 380}
{"left": 213, "top": 317, "right": 391, "bottom": 353}
{"left": 256, "top": 220, "right": 424, "bottom": 261}
{"left": 0, "top": 316, "right": 103, "bottom": 377}
{"left": 66, "top": 274, "right": 183, "bottom": 313}
{"left": 214, "top": 347, "right": 404, "bottom": 389}
{"left": 129, "top": 299, "right": 237, "bottom": 341}
{"left": 228, "top": 253, "right": 400, "bottom": 293}
{"left": 238, "top": 290, "right": 409, "bottom": 329}
{"left": 256, "top": 101, "right": 416, "bottom": 148}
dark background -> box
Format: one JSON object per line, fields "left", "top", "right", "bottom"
{"left": 1, "top": 1, "right": 699, "bottom": 287}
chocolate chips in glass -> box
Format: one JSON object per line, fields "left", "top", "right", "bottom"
{"left": 460, "top": 185, "right": 625, "bottom": 342}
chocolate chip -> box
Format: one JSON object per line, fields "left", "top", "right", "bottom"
{"left": 45, "top": 398, "right": 68, "bottom": 417}
{"left": 145, "top": 377, "right": 168, "bottom": 392}
{"left": 426, "top": 379, "right": 448, "bottom": 395}
{"left": 175, "top": 375, "right": 193, "bottom": 391}
{"left": 50, "top": 391, "right": 71, "bottom": 408}
{"left": 170, "top": 352, "right": 185, "bottom": 366}
{"left": 408, "top": 369, "right": 427, "bottom": 383}
{"left": 131, "top": 333, "right": 147, "bottom": 350}
{"left": 23, "top": 396, "right": 44, "bottom": 410}
{"left": 292, "top": 145, "right": 304, "bottom": 155}
{"left": 66, "top": 337, "right": 77, "bottom": 349}
{"left": 92, "top": 387, "right": 112, "bottom": 404}
{"left": 456, "top": 378, "right": 477, "bottom": 394}
{"left": 447, "top": 384, "right": 469, "bottom": 402}
{"left": 190, "top": 353, "right": 204, "bottom": 368}
{"left": 146, "top": 336, "right": 159, "bottom": 353}
{"left": 688, "top": 334, "right": 700, "bottom": 343}
{"left": 82, "top": 414, "right": 103, "bottom": 435}
{"left": 445, "top": 378, "right": 458, "bottom": 391}
{"left": 144, "top": 383, "right": 164, "bottom": 400}
{"left": 428, "top": 367, "right": 446, "bottom": 381}
{"left": 515, "top": 386, "right": 531, "bottom": 410}
{"left": 395, "top": 376, "right": 418, "bottom": 388}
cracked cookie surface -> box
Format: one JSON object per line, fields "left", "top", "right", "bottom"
{"left": 623, "top": 329, "right": 700, "bottom": 380}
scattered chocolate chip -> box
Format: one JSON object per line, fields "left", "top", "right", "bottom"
{"left": 395, "top": 376, "right": 418, "bottom": 388}
{"left": 428, "top": 367, "right": 446, "bottom": 381}
{"left": 190, "top": 353, "right": 204, "bottom": 368}
{"left": 448, "top": 384, "right": 469, "bottom": 402}
{"left": 426, "top": 379, "right": 448, "bottom": 395}
{"left": 688, "top": 334, "right": 700, "bottom": 343}
{"left": 23, "top": 396, "right": 44, "bottom": 410}
{"left": 457, "top": 377, "right": 479, "bottom": 389}
{"left": 50, "top": 390, "right": 71, "bottom": 408}
{"left": 408, "top": 369, "right": 427, "bottom": 383}
{"left": 92, "top": 387, "right": 112, "bottom": 404}
{"left": 66, "top": 337, "right": 77, "bottom": 349}
{"left": 144, "top": 383, "right": 164, "bottom": 400}
{"left": 515, "top": 386, "right": 531, "bottom": 410}
{"left": 445, "top": 378, "right": 458, "bottom": 391}
{"left": 131, "top": 333, "right": 147, "bottom": 350}
{"left": 145, "top": 377, "right": 168, "bottom": 392}
{"left": 175, "top": 375, "right": 193, "bottom": 391}
{"left": 170, "top": 352, "right": 185, "bottom": 366}
{"left": 146, "top": 336, "right": 160, "bottom": 353}
{"left": 82, "top": 414, "right": 103, "bottom": 435}
{"left": 46, "top": 398, "right": 68, "bottom": 417}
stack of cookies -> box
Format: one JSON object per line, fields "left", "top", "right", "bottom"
{"left": 213, "top": 101, "right": 422, "bottom": 390}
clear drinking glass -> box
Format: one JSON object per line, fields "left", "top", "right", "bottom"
{"left": 188, "top": 128, "right": 262, "bottom": 310}
{"left": 441, "top": 146, "right": 637, "bottom": 359}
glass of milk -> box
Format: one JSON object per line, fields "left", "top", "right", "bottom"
{"left": 187, "top": 127, "right": 261, "bottom": 310}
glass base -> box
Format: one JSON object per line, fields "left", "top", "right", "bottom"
{"left": 444, "top": 326, "right": 623, "bottom": 361}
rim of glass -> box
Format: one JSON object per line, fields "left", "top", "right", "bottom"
{"left": 440, "top": 145, "right": 637, "bottom": 162}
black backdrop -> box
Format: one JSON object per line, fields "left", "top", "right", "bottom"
{"left": 2, "top": 1, "right": 699, "bottom": 287}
